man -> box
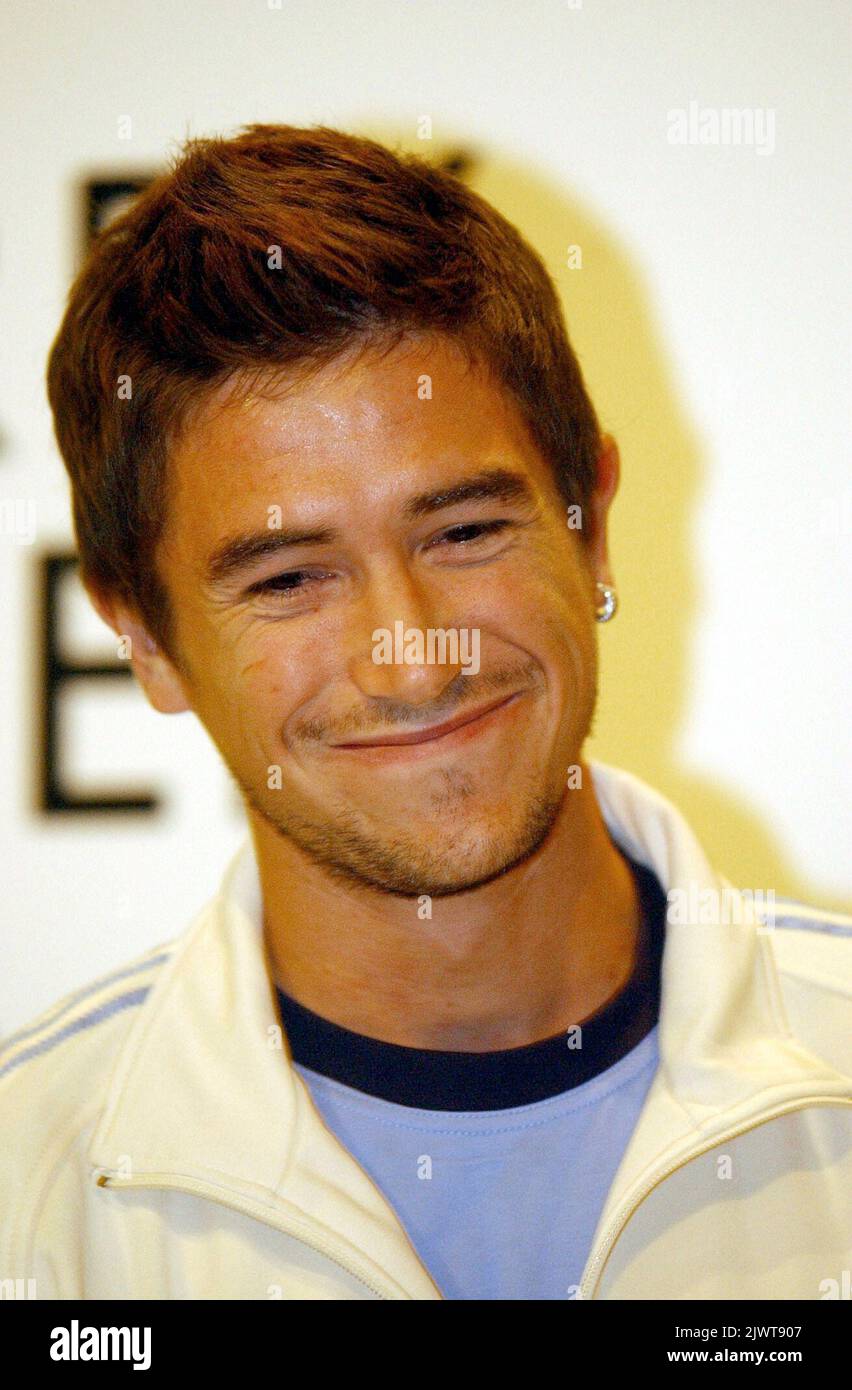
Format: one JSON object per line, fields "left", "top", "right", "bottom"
{"left": 1, "top": 124, "right": 849, "bottom": 1300}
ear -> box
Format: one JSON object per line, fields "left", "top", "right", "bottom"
{"left": 583, "top": 432, "right": 620, "bottom": 587}
{"left": 87, "top": 586, "right": 191, "bottom": 715}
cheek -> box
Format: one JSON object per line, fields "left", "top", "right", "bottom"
{"left": 175, "top": 612, "right": 290, "bottom": 746}
{"left": 474, "top": 540, "right": 593, "bottom": 647}
{"left": 236, "top": 641, "right": 313, "bottom": 711}
{"left": 498, "top": 547, "right": 597, "bottom": 708}
{"left": 232, "top": 627, "right": 341, "bottom": 749}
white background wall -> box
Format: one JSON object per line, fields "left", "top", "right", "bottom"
{"left": 1, "top": 0, "right": 849, "bottom": 1033}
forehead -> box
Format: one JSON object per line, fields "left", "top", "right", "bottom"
{"left": 164, "top": 333, "right": 561, "bottom": 535}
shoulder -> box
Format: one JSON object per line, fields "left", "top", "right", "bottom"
{"left": 0, "top": 939, "right": 177, "bottom": 1267}
{"left": 757, "top": 897, "right": 852, "bottom": 1080}
{"left": 0, "top": 938, "right": 176, "bottom": 1089}
{"left": 762, "top": 898, "right": 852, "bottom": 988}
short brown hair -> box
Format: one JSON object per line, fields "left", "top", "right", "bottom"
{"left": 46, "top": 123, "right": 602, "bottom": 659}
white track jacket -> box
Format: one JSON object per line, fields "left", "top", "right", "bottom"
{"left": 1, "top": 762, "right": 850, "bottom": 1300}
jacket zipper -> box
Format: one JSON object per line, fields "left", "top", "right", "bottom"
{"left": 94, "top": 1169, "right": 408, "bottom": 1300}
{"left": 94, "top": 1095, "right": 849, "bottom": 1302}
{"left": 579, "top": 1095, "right": 852, "bottom": 1299}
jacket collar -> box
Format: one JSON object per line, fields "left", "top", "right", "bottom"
{"left": 87, "top": 761, "right": 848, "bottom": 1287}
{"left": 585, "top": 761, "right": 849, "bottom": 1252}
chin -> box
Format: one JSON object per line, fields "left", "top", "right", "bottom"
{"left": 390, "top": 811, "right": 558, "bottom": 898}
{"left": 402, "top": 841, "right": 539, "bottom": 899}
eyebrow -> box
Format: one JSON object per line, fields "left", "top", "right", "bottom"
{"left": 206, "top": 527, "right": 338, "bottom": 586}
{"left": 402, "top": 467, "right": 535, "bottom": 520}
{"left": 205, "top": 467, "right": 537, "bottom": 587}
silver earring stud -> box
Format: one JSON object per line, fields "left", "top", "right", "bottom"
{"left": 595, "top": 582, "right": 618, "bottom": 623}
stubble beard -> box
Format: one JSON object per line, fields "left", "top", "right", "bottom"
{"left": 236, "top": 760, "right": 571, "bottom": 900}
{"left": 231, "top": 650, "right": 598, "bottom": 900}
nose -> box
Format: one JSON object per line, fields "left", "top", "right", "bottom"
{"left": 346, "top": 556, "right": 465, "bottom": 706}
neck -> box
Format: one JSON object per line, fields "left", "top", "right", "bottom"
{"left": 254, "top": 763, "right": 640, "bottom": 1051}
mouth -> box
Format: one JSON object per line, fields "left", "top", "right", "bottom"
{"left": 328, "top": 690, "right": 524, "bottom": 755}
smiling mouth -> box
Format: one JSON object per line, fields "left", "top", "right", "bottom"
{"left": 329, "top": 691, "right": 523, "bottom": 750}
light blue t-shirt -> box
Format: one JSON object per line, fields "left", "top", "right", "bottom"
{"left": 293, "top": 1026, "right": 659, "bottom": 1300}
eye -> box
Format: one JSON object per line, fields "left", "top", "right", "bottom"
{"left": 429, "top": 519, "right": 512, "bottom": 549}
{"left": 247, "top": 569, "right": 330, "bottom": 600}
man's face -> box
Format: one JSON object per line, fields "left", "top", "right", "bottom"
{"left": 155, "top": 333, "right": 604, "bottom": 897}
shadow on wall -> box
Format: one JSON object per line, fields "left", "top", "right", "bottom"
{"left": 361, "top": 117, "right": 847, "bottom": 914}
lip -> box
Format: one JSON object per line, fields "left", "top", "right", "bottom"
{"left": 329, "top": 690, "right": 523, "bottom": 753}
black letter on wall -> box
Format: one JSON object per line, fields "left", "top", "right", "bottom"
{"left": 38, "top": 553, "right": 159, "bottom": 814}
